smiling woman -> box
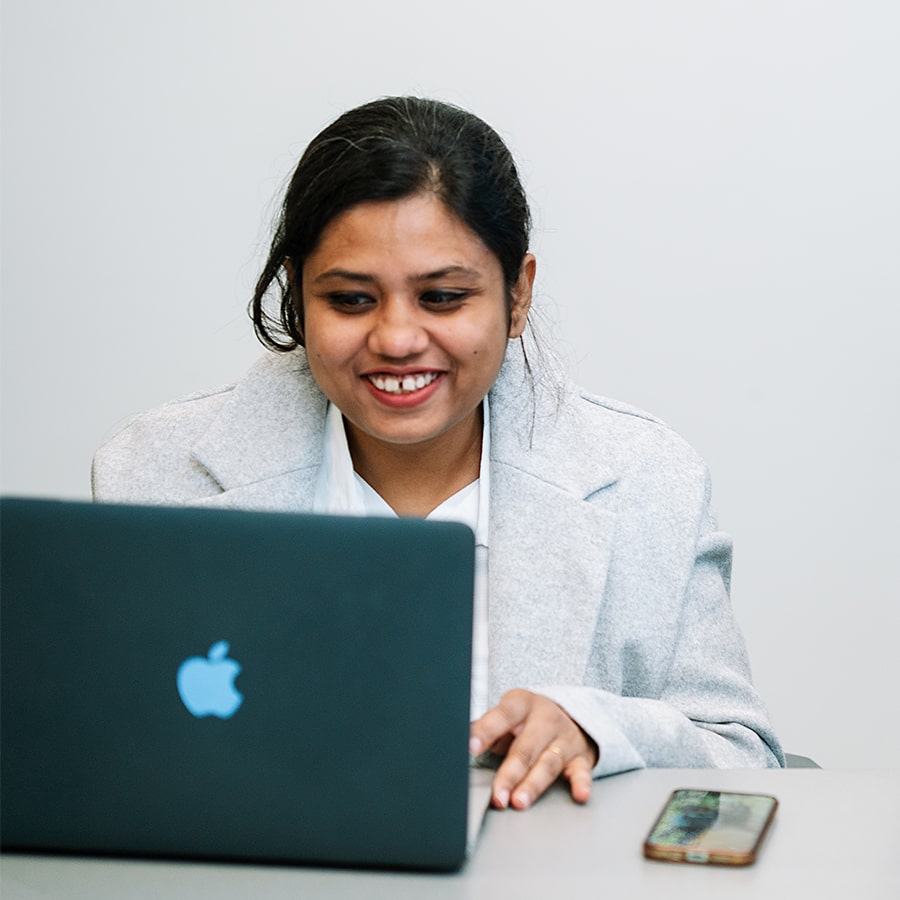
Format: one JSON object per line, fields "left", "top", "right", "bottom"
{"left": 92, "top": 96, "right": 784, "bottom": 813}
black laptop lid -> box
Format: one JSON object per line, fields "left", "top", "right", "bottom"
{"left": 1, "top": 497, "right": 475, "bottom": 871}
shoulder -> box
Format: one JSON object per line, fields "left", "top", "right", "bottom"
{"left": 547, "top": 387, "right": 720, "bottom": 556}
{"left": 92, "top": 382, "right": 238, "bottom": 503}
{"left": 97, "top": 381, "right": 236, "bottom": 457}
{"left": 92, "top": 351, "right": 318, "bottom": 504}
{"left": 567, "top": 386, "right": 705, "bottom": 478}
{"left": 568, "top": 388, "right": 713, "bottom": 525}
{"left": 522, "top": 366, "right": 707, "bottom": 478}
{"left": 493, "top": 340, "right": 700, "bottom": 461}
{"left": 491, "top": 351, "right": 712, "bottom": 517}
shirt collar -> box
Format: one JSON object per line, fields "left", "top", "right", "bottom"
{"left": 312, "top": 399, "right": 490, "bottom": 548}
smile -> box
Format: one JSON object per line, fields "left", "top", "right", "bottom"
{"left": 366, "top": 372, "right": 441, "bottom": 395}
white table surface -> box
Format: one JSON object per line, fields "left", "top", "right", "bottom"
{"left": 3, "top": 768, "right": 899, "bottom": 899}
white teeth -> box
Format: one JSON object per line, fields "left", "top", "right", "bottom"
{"left": 369, "top": 372, "right": 439, "bottom": 394}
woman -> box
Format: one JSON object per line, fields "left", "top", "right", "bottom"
{"left": 93, "top": 96, "right": 784, "bottom": 812}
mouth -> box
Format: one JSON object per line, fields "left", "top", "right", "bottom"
{"left": 365, "top": 372, "right": 442, "bottom": 395}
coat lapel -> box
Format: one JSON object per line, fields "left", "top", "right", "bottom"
{"left": 487, "top": 466, "right": 617, "bottom": 700}
{"left": 189, "top": 351, "right": 326, "bottom": 511}
{"left": 486, "top": 351, "right": 619, "bottom": 701}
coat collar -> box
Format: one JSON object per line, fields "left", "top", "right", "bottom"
{"left": 190, "top": 344, "right": 618, "bottom": 507}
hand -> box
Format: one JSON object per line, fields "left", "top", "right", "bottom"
{"left": 469, "top": 689, "right": 599, "bottom": 810}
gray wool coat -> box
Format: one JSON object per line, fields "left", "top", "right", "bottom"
{"left": 92, "top": 343, "right": 784, "bottom": 776}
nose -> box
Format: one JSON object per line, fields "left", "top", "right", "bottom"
{"left": 366, "top": 298, "right": 429, "bottom": 359}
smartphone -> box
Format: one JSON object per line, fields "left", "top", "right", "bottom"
{"left": 643, "top": 788, "right": 778, "bottom": 866}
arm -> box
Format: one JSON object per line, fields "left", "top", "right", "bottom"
{"left": 538, "top": 521, "right": 783, "bottom": 776}
{"left": 472, "top": 471, "right": 783, "bottom": 807}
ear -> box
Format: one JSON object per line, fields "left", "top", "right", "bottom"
{"left": 283, "top": 258, "right": 296, "bottom": 284}
{"left": 508, "top": 253, "right": 536, "bottom": 339}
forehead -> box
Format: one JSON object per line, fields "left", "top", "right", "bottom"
{"left": 304, "top": 193, "right": 500, "bottom": 278}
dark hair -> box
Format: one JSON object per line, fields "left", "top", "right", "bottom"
{"left": 250, "top": 96, "right": 532, "bottom": 350}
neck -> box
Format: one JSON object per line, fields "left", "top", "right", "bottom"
{"left": 345, "top": 408, "right": 483, "bottom": 517}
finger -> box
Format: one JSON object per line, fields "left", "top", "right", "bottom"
{"left": 490, "top": 725, "right": 571, "bottom": 810}
{"left": 506, "top": 743, "right": 570, "bottom": 810}
{"left": 469, "top": 690, "right": 531, "bottom": 757}
{"left": 563, "top": 755, "right": 594, "bottom": 805}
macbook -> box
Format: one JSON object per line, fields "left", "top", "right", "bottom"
{"left": 1, "top": 497, "right": 482, "bottom": 871}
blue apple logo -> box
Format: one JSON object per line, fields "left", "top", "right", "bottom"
{"left": 176, "top": 641, "right": 244, "bottom": 718}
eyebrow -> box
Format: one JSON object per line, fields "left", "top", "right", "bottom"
{"left": 313, "top": 265, "right": 483, "bottom": 284}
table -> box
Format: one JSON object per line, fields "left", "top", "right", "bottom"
{"left": 3, "top": 769, "right": 898, "bottom": 898}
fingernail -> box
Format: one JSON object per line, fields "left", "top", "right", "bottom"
{"left": 469, "top": 736, "right": 482, "bottom": 755}
{"left": 495, "top": 788, "right": 510, "bottom": 809}
{"left": 514, "top": 790, "right": 531, "bottom": 809}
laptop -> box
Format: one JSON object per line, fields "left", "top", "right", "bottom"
{"left": 1, "top": 496, "right": 488, "bottom": 871}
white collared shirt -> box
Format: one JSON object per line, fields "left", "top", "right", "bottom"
{"left": 312, "top": 401, "right": 491, "bottom": 720}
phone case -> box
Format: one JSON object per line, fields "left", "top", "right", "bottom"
{"left": 643, "top": 789, "right": 778, "bottom": 866}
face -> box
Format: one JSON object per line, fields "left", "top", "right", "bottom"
{"left": 298, "top": 192, "right": 534, "bottom": 457}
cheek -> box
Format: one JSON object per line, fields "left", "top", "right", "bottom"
{"left": 454, "top": 305, "right": 509, "bottom": 352}
{"left": 302, "top": 314, "right": 357, "bottom": 366}
{"left": 304, "top": 339, "right": 356, "bottom": 397}
{"left": 456, "top": 321, "right": 509, "bottom": 379}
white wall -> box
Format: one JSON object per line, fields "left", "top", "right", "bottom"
{"left": 3, "top": 1, "right": 898, "bottom": 767}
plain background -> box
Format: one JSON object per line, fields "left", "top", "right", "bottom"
{"left": 2, "top": 1, "right": 898, "bottom": 768}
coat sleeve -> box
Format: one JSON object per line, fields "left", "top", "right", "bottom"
{"left": 536, "top": 494, "right": 784, "bottom": 776}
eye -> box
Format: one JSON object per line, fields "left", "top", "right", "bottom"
{"left": 420, "top": 290, "right": 469, "bottom": 309}
{"left": 325, "top": 292, "right": 375, "bottom": 311}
